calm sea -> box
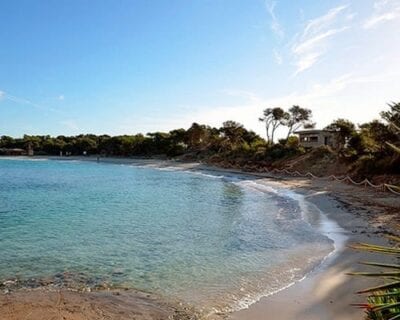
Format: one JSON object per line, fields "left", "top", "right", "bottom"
{"left": 0, "top": 158, "right": 334, "bottom": 314}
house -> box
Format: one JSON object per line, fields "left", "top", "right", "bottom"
{"left": 294, "top": 129, "right": 337, "bottom": 149}
{"left": 0, "top": 144, "right": 34, "bottom": 156}
{"left": 0, "top": 148, "right": 27, "bottom": 156}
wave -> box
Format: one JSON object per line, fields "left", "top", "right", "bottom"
{"left": 229, "top": 180, "right": 346, "bottom": 313}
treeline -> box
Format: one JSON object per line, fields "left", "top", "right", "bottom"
{"left": 1, "top": 102, "right": 399, "bottom": 176}
{"left": 0, "top": 121, "right": 268, "bottom": 158}
{"left": 323, "top": 102, "right": 400, "bottom": 175}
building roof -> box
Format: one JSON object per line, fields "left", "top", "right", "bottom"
{"left": 0, "top": 148, "right": 25, "bottom": 151}
{"left": 294, "top": 129, "right": 335, "bottom": 134}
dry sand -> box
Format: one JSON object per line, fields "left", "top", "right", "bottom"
{"left": 2, "top": 156, "right": 400, "bottom": 320}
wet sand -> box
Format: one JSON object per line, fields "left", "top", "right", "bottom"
{"left": 226, "top": 170, "right": 400, "bottom": 320}
{"left": 229, "top": 186, "right": 395, "bottom": 320}
{"left": 0, "top": 288, "right": 200, "bottom": 320}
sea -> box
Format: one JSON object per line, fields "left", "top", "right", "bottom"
{"left": 0, "top": 157, "right": 337, "bottom": 315}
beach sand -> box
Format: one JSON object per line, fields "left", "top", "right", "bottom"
{"left": 0, "top": 288, "right": 200, "bottom": 320}
{"left": 226, "top": 170, "right": 400, "bottom": 320}
{"left": 229, "top": 184, "right": 396, "bottom": 320}
{"left": 2, "top": 156, "right": 399, "bottom": 320}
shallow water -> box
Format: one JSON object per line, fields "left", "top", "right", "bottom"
{"left": 0, "top": 158, "right": 333, "bottom": 313}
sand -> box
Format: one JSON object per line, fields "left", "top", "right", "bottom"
{"left": 0, "top": 288, "right": 199, "bottom": 320}
{"left": 229, "top": 186, "right": 395, "bottom": 320}
{"left": 2, "top": 156, "right": 400, "bottom": 320}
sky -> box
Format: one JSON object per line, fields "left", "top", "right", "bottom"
{"left": 1, "top": 0, "right": 400, "bottom": 138}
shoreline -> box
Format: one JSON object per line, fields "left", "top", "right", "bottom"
{"left": 1, "top": 156, "right": 399, "bottom": 319}
{"left": 228, "top": 180, "right": 398, "bottom": 319}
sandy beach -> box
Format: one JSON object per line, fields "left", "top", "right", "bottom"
{"left": 1, "top": 157, "right": 399, "bottom": 320}
{"left": 229, "top": 181, "right": 397, "bottom": 320}
{"left": 210, "top": 162, "right": 400, "bottom": 320}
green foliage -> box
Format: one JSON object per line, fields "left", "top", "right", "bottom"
{"left": 381, "top": 102, "right": 400, "bottom": 128}
{"left": 325, "top": 118, "right": 356, "bottom": 149}
{"left": 284, "top": 105, "right": 314, "bottom": 141}
{"left": 259, "top": 105, "right": 314, "bottom": 146}
{"left": 259, "top": 107, "right": 288, "bottom": 145}
{"left": 286, "top": 135, "right": 300, "bottom": 148}
{"left": 349, "top": 240, "right": 400, "bottom": 320}
{"left": 349, "top": 114, "right": 400, "bottom": 320}
{"left": 1, "top": 100, "right": 399, "bottom": 176}
{"left": 264, "top": 142, "right": 303, "bottom": 161}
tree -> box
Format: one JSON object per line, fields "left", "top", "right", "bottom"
{"left": 259, "top": 107, "right": 288, "bottom": 145}
{"left": 325, "top": 119, "right": 356, "bottom": 149}
{"left": 186, "top": 123, "right": 209, "bottom": 150}
{"left": 381, "top": 101, "right": 400, "bottom": 127}
{"left": 386, "top": 122, "right": 400, "bottom": 154}
{"left": 359, "top": 120, "right": 395, "bottom": 153}
{"left": 283, "top": 105, "right": 314, "bottom": 142}
{"left": 0, "top": 135, "right": 15, "bottom": 148}
{"left": 219, "top": 121, "right": 246, "bottom": 151}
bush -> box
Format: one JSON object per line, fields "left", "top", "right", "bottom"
{"left": 353, "top": 155, "right": 400, "bottom": 176}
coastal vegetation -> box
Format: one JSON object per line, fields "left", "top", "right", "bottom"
{"left": 350, "top": 239, "right": 400, "bottom": 320}
{"left": 349, "top": 120, "right": 400, "bottom": 320}
{"left": 1, "top": 102, "right": 399, "bottom": 181}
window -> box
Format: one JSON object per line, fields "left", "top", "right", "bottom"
{"left": 309, "top": 136, "right": 318, "bottom": 142}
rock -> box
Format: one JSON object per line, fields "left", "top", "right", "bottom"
{"left": 3, "top": 279, "right": 17, "bottom": 287}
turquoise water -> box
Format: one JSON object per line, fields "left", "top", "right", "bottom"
{"left": 0, "top": 158, "right": 333, "bottom": 313}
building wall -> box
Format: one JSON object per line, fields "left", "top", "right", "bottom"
{"left": 298, "top": 132, "right": 336, "bottom": 148}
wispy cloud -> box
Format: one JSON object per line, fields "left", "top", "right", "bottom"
{"left": 0, "top": 90, "right": 63, "bottom": 114}
{"left": 58, "top": 95, "right": 64, "bottom": 101}
{"left": 265, "top": 1, "right": 284, "bottom": 39}
{"left": 364, "top": 0, "right": 400, "bottom": 29}
{"left": 174, "top": 65, "right": 400, "bottom": 136}
{"left": 291, "top": 5, "right": 350, "bottom": 75}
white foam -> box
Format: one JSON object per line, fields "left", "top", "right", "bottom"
{"left": 0, "top": 157, "right": 48, "bottom": 162}
{"left": 223, "top": 178, "right": 348, "bottom": 313}
{"left": 233, "top": 179, "right": 280, "bottom": 195}
{"left": 184, "top": 170, "right": 224, "bottom": 179}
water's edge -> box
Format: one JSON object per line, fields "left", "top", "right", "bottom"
{"left": 226, "top": 180, "right": 348, "bottom": 313}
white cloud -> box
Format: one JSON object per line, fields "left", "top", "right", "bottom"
{"left": 292, "top": 27, "right": 348, "bottom": 55}
{"left": 291, "top": 5, "right": 350, "bottom": 75}
{"left": 58, "top": 95, "right": 64, "bottom": 100}
{"left": 302, "top": 5, "right": 348, "bottom": 37}
{"left": 0, "top": 90, "right": 4, "bottom": 100}
{"left": 364, "top": 0, "right": 400, "bottom": 29}
{"left": 152, "top": 68, "right": 400, "bottom": 139}
{"left": 265, "top": 1, "right": 284, "bottom": 39}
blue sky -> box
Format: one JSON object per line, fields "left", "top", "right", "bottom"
{"left": 1, "top": 0, "right": 400, "bottom": 137}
